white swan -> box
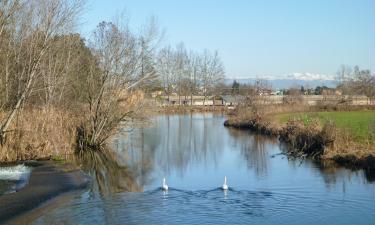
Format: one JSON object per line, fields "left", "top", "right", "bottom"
{"left": 162, "top": 177, "right": 168, "bottom": 191}
{"left": 222, "top": 176, "right": 228, "bottom": 190}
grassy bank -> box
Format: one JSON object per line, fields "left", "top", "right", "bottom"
{"left": 277, "top": 111, "right": 375, "bottom": 143}
{"left": 224, "top": 106, "right": 375, "bottom": 170}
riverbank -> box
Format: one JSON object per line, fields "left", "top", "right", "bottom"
{"left": 224, "top": 108, "right": 375, "bottom": 170}
{"left": 0, "top": 161, "right": 89, "bottom": 223}
{"left": 156, "top": 105, "right": 229, "bottom": 114}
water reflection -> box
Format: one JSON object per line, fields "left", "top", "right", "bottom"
{"left": 279, "top": 141, "right": 375, "bottom": 185}
{"left": 226, "top": 128, "right": 278, "bottom": 177}
{"left": 112, "top": 114, "right": 229, "bottom": 188}
{"left": 317, "top": 160, "right": 375, "bottom": 186}
{"left": 73, "top": 113, "right": 375, "bottom": 197}
{"left": 110, "top": 114, "right": 375, "bottom": 191}
{"left": 364, "top": 169, "right": 375, "bottom": 182}
{"left": 76, "top": 149, "right": 141, "bottom": 194}
{"left": 28, "top": 114, "right": 375, "bottom": 225}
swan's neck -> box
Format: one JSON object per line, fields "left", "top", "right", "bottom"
{"left": 224, "top": 176, "right": 227, "bottom": 185}
{"left": 163, "top": 178, "right": 166, "bottom": 186}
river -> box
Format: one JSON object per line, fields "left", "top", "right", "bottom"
{"left": 23, "top": 114, "right": 375, "bottom": 225}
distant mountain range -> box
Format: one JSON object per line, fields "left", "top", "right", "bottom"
{"left": 224, "top": 73, "right": 337, "bottom": 89}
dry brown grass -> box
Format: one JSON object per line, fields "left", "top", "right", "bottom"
{"left": 324, "top": 127, "right": 375, "bottom": 159}
{"left": 0, "top": 90, "right": 147, "bottom": 162}
{"left": 232, "top": 104, "right": 312, "bottom": 120}
{"left": 0, "top": 107, "right": 80, "bottom": 162}
{"left": 279, "top": 119, "right": 335, "bottom": 158}
{"left": 227, "top": 104, "right": 375, "bottom": 168}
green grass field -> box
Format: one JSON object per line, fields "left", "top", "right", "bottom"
{"left": 277, "top": 110, "right": 375, "bottom": 142}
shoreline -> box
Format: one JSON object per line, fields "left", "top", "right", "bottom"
{"left": 0, "top": 161, "right": 89, "bottom": 224}
{"left": 224, "top": 117, "right": 375, "bottom": 171}
{"left": 156, "top": 105, "right": 229, "bottom": 114}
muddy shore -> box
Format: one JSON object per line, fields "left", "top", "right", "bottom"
{"left": 0, "top": 161, "right": 89, "bottom": 224}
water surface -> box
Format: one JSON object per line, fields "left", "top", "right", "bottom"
{"left": 30, "top": 114, "right": 375, "bottom": 225}
{"left": 0, "top": 164, "right": 31, "bottom": 195}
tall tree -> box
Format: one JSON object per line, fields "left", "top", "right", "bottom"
{"left": 0, "top": 0, "right": 84, "bottom": 144}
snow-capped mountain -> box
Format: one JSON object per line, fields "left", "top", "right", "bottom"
{"left": 224, "top": 73, "right": 337, "bottom": 89}
{"left": 285, "top": 72, "right": 335, "bottom": 81}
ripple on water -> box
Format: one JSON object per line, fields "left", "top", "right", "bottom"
{"left": 32, "top": 181, "right": 375, "bottom": 225}
{"left": 31, "top": 114, "right": 375, "bottom": 225}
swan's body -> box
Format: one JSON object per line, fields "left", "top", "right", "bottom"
{"left": 222, "top": 176, "right": 228, "bottom": 190}
{"left": 162, "top": 177, "right": 168, "bottom": 191}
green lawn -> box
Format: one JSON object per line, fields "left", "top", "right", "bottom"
{"left": 277, "top": 110, "right": 375, "bottom": 142}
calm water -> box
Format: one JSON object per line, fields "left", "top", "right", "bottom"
{"left": 29, "top": 114, "right": 374, "bottom": 225}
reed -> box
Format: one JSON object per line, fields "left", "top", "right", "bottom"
{"left": 0, "top": 107, "right": 79, "bottom": 162}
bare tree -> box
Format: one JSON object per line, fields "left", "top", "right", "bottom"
{"left": 0, "top": 0, "right": 227, "bottom": 160}
{"left": 0, "top": 0, "right": 84, "bottom": 144}
{"left": 0, "top": 0, "right": 21, "bottom": 37}
{"left": 77, "top": 18, "right": 163, "bottom": 150}
{"left": 156, "top": 46, "right": 225, "bottom": 106}
{"left": 175, "top": 43, "right": 190, "bottom": 105}
{"left": 351, "top": 66, "right": 375, "bottom": 97}
{"left": 336, "top": 65, "right": 375, "bottom": 97}
{"left": 187, "top": 52, "right": 200, "bottom": 105}
{"left": 199, "top": 49, "right": 225, "bottom": 105}
{"left": 157, "top": 46, "right": 175, "bottom": 101}
{"left": 336, "top": 64, "right": 352, "bottom": 95}
{"left": 137, "top": 16, "right": 163, "bottom": 91}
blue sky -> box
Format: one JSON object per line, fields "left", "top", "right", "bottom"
{"left": 81, "top": 0, "right": 375, "bottom": 79}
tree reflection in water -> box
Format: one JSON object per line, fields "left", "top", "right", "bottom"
{"left": 111, "top": 114, "right": 227, "bottom": 187}
{"left": 76, "top": 149, "right": 142, "bottom": 195}
{"left": 79, "top": 114, "right": 375, "bottom": 196}
{"left": 226, "top": 128, "right": 278, "bottom": 178}
{"left": 26, "top": 114, "right": 375, "bottom": 225}
{"left": 279, "top": 138, "right": 375, "bottom": 185}
{"left": 316, "top": 160, "right": 375, "bottom": 187}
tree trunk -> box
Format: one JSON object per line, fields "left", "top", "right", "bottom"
{"left": 0, "top": 47, "right": 46, "bottom": 144}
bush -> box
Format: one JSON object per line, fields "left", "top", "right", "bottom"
{"left": 279, "top": 119, "right": 336, "bottom": 158}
